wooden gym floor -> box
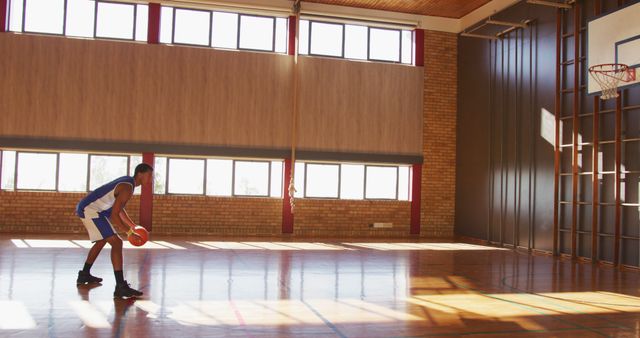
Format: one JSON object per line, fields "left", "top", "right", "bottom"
{"left": 1, "top": 234, "right": 640, "bottom": 337}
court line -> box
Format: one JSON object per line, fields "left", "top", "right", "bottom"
{"left": 300, "top": 298, "right": 348, "bottom": 338}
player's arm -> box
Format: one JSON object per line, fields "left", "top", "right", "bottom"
{"left": 110, "top": 184, "right": 134, "bottom": 235}
{"left": 119, "top": 209, "right": 136, "bottom": 228}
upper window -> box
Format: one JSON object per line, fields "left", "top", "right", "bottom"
{"left": 369, "top": 27, "right": 400, "bottom": 62}
{"left": 239, "top": 15, "right": 274, "bottom": 51}
{"left": 10, "top": 0, "right": 147, "bottom": 41}
{"left": 211, "top": 11, "right": 238, "bottom": 49}
{"left": 299, "top": 19, "right": 413, "bottom": 65}
{"left": 309, "top": 21, "right": 343, "bottom": 57}
{"left": 66, "top": 0, "right": 96, "bottom": 38}
{"left": 95, "top": 2, "right": 135, "bottom": 40}
{"left": 160, "top": 6, "right": 287, "bottom": 53}
{"left": 23, "top": 0, "right": 65, "bottom": 34}
{"left": 173, "top": 8, "right": 211, "bottom": 46}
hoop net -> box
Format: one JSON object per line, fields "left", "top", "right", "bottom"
{"left": 588, "top": 63, "right": 629, "bottom": 100}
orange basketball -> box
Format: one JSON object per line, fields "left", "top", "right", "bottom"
{"left": 128, "top": 226, "right": 149, "bottom": 247}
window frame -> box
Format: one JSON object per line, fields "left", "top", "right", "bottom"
{"left": 57, "top": 152, "right": 90, "bottom": 192}
{"left": 303, "top": 162, "right": 341, "bottom": 199}
{"left": 15, "top": 151, "right": 59, "bottom": 191}
{"left": 21, "top": 0, "right": 68, "bottom": 36}
{"left": 367, "top": 26, "right": 402, "bottom": 63}
{"left": 93, "top": 0, "right": 137, "bottom": 41}
{"left": 364, "top": 164, "right": 399, "bottom": 200}
{"left": 232, "top": 159, "right": 271, "bottom": 197}
{"left": 301, "top": 17, "right": 414, "bottom": 65}
{"left": 166, "top": 156, "right": 207, "bottom": 195}
{"left": 88, "top": 153, "right": 130, "bottom": 191}
{"left": 308, "top": 19, "right": 345, "bottom": 59}
{"left": 237, "top": 13, "right": 277, "bottom": 53}
{"left": 171, "top": 6, "right": 212, "bottom": 47}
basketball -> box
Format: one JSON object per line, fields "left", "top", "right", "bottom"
{"left": 128, "top": 226, "right": 149, "bottom": 247}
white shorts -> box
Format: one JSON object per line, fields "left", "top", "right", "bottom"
{"left": 80, "top": 210, "right": 117, "bottom": 242}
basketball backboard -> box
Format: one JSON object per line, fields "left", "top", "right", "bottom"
{"left": 588, "top": 2, "right": 640, "bottom": 94}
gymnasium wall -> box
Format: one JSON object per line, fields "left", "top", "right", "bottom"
{"left": 456, "top": 0, "right": 640, "bottom": 265}
{"left": 0, "top": 22, "right": 456, "bottom": 238}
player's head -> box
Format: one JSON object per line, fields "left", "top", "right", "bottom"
{"left": 134, "top": 163, "right": 154, "bottom": 185}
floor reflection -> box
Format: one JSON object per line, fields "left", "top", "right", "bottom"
{"left": 1, "top": 235, "right": 639, "bottom": 337}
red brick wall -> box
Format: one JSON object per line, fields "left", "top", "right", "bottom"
{"left": 151, "top": 195, "right": 281, "bottom": 236}
{"left": 0, "top": 191, "right": 410, "bottom": 237}
{"left": 294, "top": 199, "right": 411, "bottom": 237}
{"left": 0, "top": 190, "right": 140, "bottom": 234}
{"left": 421, "top": 30, "right": 457, "bottom": 237}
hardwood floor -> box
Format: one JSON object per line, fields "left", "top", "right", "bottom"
{"left": 1, "top": 234, "right": 639, "bottom": 337}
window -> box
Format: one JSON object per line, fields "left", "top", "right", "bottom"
{"left": 23, "top": 0, "right": 65, "bottom": 34}
{"left": 274, "top": 17, "right": 288, "bottom": 53}
{"left": 298, "top": 19, "right": 309, "bottom": 55}
{"left": 401, "top": 30, "right": 413, "bottom": 64}
{"left": 398, "top": 166, "right": 410, "bottom": 201}
{"left": 234, "top": 161, "right": 269, "bottom": 196}
{"left": 173, "top": 8, "right": 210, "bottom": 46}
{"left": 129, "top": 155, "right": 142, "bottom": 195}
{"left": 369, "top": 27, "right": 400, "bottom": 62}
{"left": 211, "top": 11, "right": 237, "bottom": 49}
{"left": 16, "top": 152, "right": 57, "bottom": 190}
{"left": 159, "top": 6, "right": 173, "bottom": 44}
{"left": 299, "top": 18, "right": 414, "bottom": 65}
{"left": 293, "top": 162, "right": 305, "bottom": 198}
{"left": 89, "top": 155, "right": 128, "bottom": 190}
{"left": 340, "top": 164, "right": 364, "bottom": 199}
{"left": 135, "top": 4, "right": 148, "bottom": 41}
{"left": 206, "top": 159, "right": 232, "bottom": 196}
{"left": 167, "top": 158, "right": 204, "bottom": 194}
{"left": 305, "top": 163, "right": 339, "bottom": 198}
{"left": 58, "top": 153, "right": 88, "bottom": 192}
{"left": 365, "top": 166, "right": 397, "bottom": 199}
{"left": 66, "top": 0, "right": 96, "bottom": 38}
{"left": 239, "top": 15, "right": 274, "bottom": 51}
{"left": 309, "top": 21, "right": 343, "bottom": 57}
{"left": 344, "top": 25, "right": 367, "bottom": 60}
{"left": 8, "top": 0, "right": 24, "bottom": 32}
{"left": 95, "top": 1, "right": 135, "bottom": 40}
{"left": 270, "top": 161, "right": 283, "bottom": 198}
{"left": 1, "top": 151, "right": 16, "bottom": 190}
{"left": 154, "top": 156, "right": 167, "bottom": 194}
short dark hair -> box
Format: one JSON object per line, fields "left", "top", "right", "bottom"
{"left": 134, "top": 163, "right": 154, "bottom": 177}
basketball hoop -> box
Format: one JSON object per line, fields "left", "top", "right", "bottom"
{"left": 588, "top": 63, "right": 634, "bottom": 100}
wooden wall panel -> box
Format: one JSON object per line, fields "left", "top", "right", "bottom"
{"left": 0, "top": 34, "right": 293, "bottom": 149}
{"left": 0, "top": 34, "right": 423, "bottom": 158}
{"left": 297, "top": 57, "right": 423, "bottom": 157}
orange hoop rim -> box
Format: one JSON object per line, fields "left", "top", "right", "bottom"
{"left": 588, "top": 63, "right": 629, "bottom": 76}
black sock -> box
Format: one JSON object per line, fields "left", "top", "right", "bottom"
{"left": 114, "top": 270, "right": 125, "bottom": 285}
{"left": 82, "top": 263, "right": 92, "bottom": 273}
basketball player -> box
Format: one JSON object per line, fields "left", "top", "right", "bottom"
{"left": 75, "top": 163, "right": 153, "bottom": 299}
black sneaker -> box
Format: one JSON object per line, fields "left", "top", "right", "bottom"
{"left": 114, "top": 281, "right": 143, "bottom": 299}
{"left": 77, "top": 270, "right": 103, "bottom": 285}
